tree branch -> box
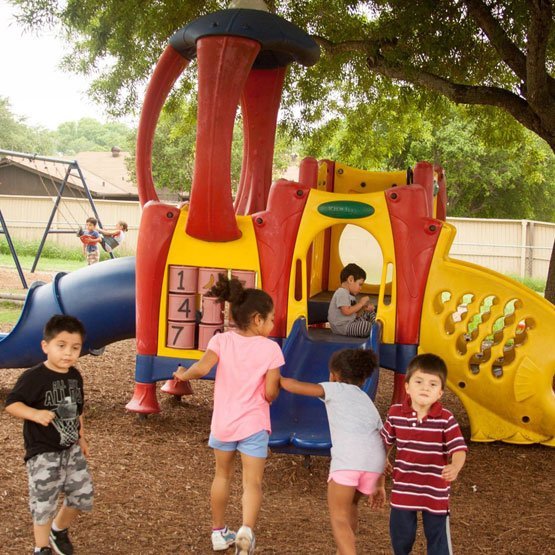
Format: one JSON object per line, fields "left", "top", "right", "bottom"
{"left": 527, "top": 0, "right": 555, "bottom": 104}
{"left": 366, "top": 54, "right": 553, "bottom": 146}
{"left": 313, "top": 35, "right": 394, "bottom": 57}
{"left": 463, "top": 0, "right": 527, "bottom": 81}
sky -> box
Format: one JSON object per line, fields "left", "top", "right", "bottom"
{"left": 0, "top": 1, "right": 117, "bottom": 130}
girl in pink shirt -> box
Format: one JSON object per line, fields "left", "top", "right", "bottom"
{"left": 174, "top": 274, "right": 284, "bottom": 555}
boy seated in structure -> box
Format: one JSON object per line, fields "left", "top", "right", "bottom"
{"left": 327, "top": 263, "right": 376, "bottom": 337}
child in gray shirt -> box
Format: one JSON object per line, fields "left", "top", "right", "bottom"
{"left": 328, "top": 263, "right": 376, "bottom": 337}
{"left": 280, "top": 349, "right": 386, "bottom": 554}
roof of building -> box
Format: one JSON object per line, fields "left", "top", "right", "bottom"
{"left": 0, "top": 151, "right": 139, "bottom": 199}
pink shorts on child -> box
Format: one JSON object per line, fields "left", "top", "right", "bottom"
{"left": 328, "top": 470, "right": 381, "bottom": 495}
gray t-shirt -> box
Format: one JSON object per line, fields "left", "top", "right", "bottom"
{"left": 320, "top": 381, "right": 386, "bottom": 473}
{"left": 328, "top": 287, "right": 356, "bottom": 334}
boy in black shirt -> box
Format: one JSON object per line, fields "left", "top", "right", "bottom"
{"left": 5, "top": 315, "right": 93, "bottom": 555}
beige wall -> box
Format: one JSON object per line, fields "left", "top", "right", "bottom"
{"left": 1, "top": 195, "right": 553, "bottom": 279}
{"left": 447, "top": 217, "right": 554, "bottom": 279}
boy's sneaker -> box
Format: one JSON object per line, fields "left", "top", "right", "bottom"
{"left": 34, "top": 549, "right": 52, "bottom": 555}
{"left": 211, "top": 526, "right": 236, "bottom": 551}
{"left": 235, "top": 526, "right": 255, "bottom": 554}
{"left": 49, "top": 528, "right": 73, "bottom": 555}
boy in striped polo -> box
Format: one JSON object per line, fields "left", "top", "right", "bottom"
{"left": 381, "top": 354, "right": 467, "bottom": 555}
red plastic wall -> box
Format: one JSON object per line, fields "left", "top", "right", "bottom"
{"left": 412, "top": 161, "right": 435, "bottom": 217}
{"left": 252, "top": 178, "right": 312, "bottom": 337}
{"left": 235, "top": 67, "right": 287, "bottom": 215}
{"left": 385, "top": 185, "right": 442, "bottom": 344}
{"left": 135, "top": 202, "right": 181, "bottom": 355}
{"left": 136, "top": 46, "right": 189, "bottom": 207}
{"left": 186, "top": 36, "right": 260, "bottom": 242}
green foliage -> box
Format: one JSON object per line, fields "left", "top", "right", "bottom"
{"left": 0, "top": 97, "right": 133, "bottom": 156}
{"left": 54, "top": 118, "right": 133, "bottom": 154}
{"left": 305, "top": 101, "right": 555, "bottom": 221}
{"left": 0, "top": 97, "right": 55, "bottom": 153}
{"left": 127, "top": 98, "right": 293, "bottom": 193}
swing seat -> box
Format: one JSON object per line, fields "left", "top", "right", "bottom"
{"left": 101, "top": 236, "right": 119, "bottom": 252}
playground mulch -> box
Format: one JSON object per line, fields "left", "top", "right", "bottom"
{"left": 0, "top": 271, "right": 553, "bottom": 554}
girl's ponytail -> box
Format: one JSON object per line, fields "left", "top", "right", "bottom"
{"left": 210, "top": 273, "right": 273, "bottom": 330}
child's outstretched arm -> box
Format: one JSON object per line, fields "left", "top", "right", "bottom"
{"left": 174, "top": 350, "right": 218, "bottom": 381}
{"left": 280, "top": 377, "right": 324, "bottom": 397}
{"left": 442, "top": 450, "right": 466, "bottom": 482}
{"left": 265, "top": 368, "right": 281, "bottom": 402}
{"left": 5, "top": 401, "right": 55, "bottom": 426}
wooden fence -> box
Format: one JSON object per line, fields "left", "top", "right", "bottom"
{"left": 1, "top": 195, "right": 553, "bottom": 279}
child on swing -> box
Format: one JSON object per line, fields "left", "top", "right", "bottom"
{"left": 78, "top": 217, "right": 102, "bottom": 265}
{"left": 174, "top": 273, "right": 284, "bottom": 554}
{"left": 98, "top": 220, "right": 128, "bottom": 253}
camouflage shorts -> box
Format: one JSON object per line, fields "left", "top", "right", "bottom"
{"left": 26, "top": 444, "right": 93, "bottom": 524}
{"left": 86, "top": 249, "right": 99, "bottom": 265}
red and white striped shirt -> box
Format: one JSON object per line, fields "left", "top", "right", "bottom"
{"left": 381, "top": 398, "right": 467, "bottom": 514}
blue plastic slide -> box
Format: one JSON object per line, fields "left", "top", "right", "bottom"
{"left": 269, "top": 318, "right": 381, "bottom": 456}
{"left": 0, "top": 257, "right": 136, "bottom": 369}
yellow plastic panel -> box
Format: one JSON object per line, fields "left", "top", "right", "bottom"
{"left": 420, "top": 222, "right": 555, "bottom": 446}
{"left": 157, "top": 207, "right": 261, "bottom": 360}
{"left": 309, "top": 230, "right": 326, "bottom": 296}
{"left": 287, "top": 189, "right": 397, "bottom": 343}
{"left": 333, "top": 163, "right": 406, "bottom": 194}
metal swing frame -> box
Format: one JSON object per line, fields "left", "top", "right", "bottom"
{"left": 0, "top": 207, "right": 27, "bottom": 288}
{"left": 0, "top": 149, "right": 113, "bottom": 273}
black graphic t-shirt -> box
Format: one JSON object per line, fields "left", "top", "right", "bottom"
{"left": 5, "top": 363, "right": 84, "bottom": 461}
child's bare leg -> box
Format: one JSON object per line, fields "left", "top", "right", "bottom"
{"left": 240, "top": 453, "right": 266, "bottom": 528}
{"left": 210, "top": 449, "right": 235, "bottom": 529}
{"left": 33, "top": 521, "right": 52, "bottom": 549}
{"left": 349, "top": 490, "right": 364, "bottom": 534}
{"left": 328, "top": 480, "right": 358, "bottom": 555}
{"left": 53, "top": 504, "right": 80, "bottom": 529}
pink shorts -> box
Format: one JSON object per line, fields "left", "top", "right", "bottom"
{"left": 328, "top": 470, "right": 381, "bottom": 495}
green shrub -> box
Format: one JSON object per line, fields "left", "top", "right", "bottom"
{"left": 506, "top": 274, "right": 546, "bottom": 294}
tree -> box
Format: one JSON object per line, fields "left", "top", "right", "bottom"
{"left": 0, "top": 97, "right": 55, "bottom": 154}
{"left": 54, "top": 118, "right": 133, "bottom": 154}
{"left": 11, "top": 0, "right": 553, "bottom": 298}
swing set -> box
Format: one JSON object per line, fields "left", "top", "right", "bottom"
{"left": 0, "top": 149, "right": 114, "bottom": 275}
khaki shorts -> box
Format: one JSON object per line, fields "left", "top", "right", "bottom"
{"left": 26, "top": 444, "right": 93, "bottom": 524}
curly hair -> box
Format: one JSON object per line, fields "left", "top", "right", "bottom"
{"left": 329, "top": 348, "right": 378, "bottom": 386}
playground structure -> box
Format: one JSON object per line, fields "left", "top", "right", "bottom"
{"left": 0, "top": 6, "right": 553, "bottom": 449}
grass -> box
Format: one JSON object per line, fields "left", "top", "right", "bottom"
{"left": 0, "top": 253, "right": 84, "bottom": 273}
{"left": 0, "top": 302, "right": 22, "bottom": 325}
{"left": 0, "top": 237, "right": 131, "bottom": 273}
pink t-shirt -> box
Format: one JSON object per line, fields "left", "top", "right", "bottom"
{"left": 207, "top": 331, "right": 285, "bottom": 441}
